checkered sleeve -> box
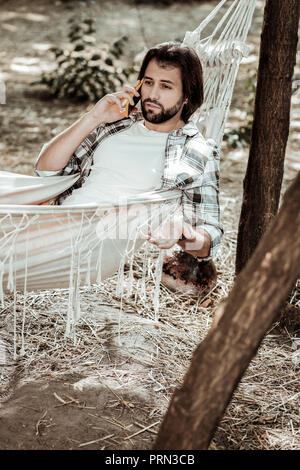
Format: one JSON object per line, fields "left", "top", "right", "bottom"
{"left": 182, "top": 141, "right": 223, "bottom": 259}
{"left": 34, "top": 126, "right": 104, "bottom": 202}
{"left": 34, "top": 117, "right": 133, "bottom": 181}
{"left": 34, "top": 125, "right": 100, "bottom": 177}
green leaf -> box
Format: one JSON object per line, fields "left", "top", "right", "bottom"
{"left": 74, "top": 44, "right": 85, "bottom": 51}
{"left": 91, "top": 54, "right": 101, "bottom": 61}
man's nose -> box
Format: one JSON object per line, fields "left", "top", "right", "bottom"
{"left": 149, "top": 85, "right": 160, "bottom": 101}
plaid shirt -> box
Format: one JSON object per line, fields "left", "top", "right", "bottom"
{"left": 35, "top": 112, "right": 223, "bottom": 257}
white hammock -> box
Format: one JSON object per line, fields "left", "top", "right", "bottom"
{"left": 183, "top": 0, "right": 256, "bottom": 144}
{"left": 0, "top": 0, "right": 256, "bottom": 350}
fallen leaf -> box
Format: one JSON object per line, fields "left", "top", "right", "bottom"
{"left": 121, "top": 400, "right": 134, "bottom": 409}
{"left": 201, "top": 299, "right": 212, "bottom": 308}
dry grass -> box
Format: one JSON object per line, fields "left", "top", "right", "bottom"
{"left": 1, "top": 180, "right": 299, "bottom": 450}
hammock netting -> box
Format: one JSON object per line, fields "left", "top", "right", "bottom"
{"left": 0, "top": 0, "right": 257, "bottom": 352}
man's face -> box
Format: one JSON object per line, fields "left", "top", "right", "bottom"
{"left": 140, "top": 59, "right": 186, "bottom": 124}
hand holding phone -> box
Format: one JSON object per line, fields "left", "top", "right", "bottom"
{"left": 86, "top": 79, "right": 144, "bottom": 126}
{"left": 123, "top": 79, "right": 144, "bottom": 117}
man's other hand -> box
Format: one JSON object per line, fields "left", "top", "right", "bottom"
{"left": 148, "top": 216, "right": 211, "bottom": 258}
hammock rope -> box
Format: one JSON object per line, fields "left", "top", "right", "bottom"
{"left": 0, "top": 0, "right": 257, "bottom": 354}
{"left": 183, "top": 0, "right": 256, "bottom": 144}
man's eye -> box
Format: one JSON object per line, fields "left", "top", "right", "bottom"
{"left": 144, "top": 80, "right": 152, "bottom": 86}
{"left": 162, "top": 84, "right": 171, "bottom": 89}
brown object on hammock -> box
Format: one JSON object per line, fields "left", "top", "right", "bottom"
{"left": 161, "top": 250, "right": 217, "bottom": 296}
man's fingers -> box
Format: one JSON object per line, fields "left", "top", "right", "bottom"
{"left": 182, "top": 222, "right": 196, "bottom": 241}
{"left": 106, "top": 94, "right": 125, "bottom": 110}
{"left": 108, "top": 92, "right": 134, "bottom": 108}
{"left": 119, "top": 92, "right": 135, "bottom": 106}
{"left": 123, "top": 84, "right": 140, "bottom": 98}
{"left": 148, "top": 237, "right": 178, "bottom": 249}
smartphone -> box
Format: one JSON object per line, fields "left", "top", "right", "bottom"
{"left": 124, "top": 79, "right": 144, "bottom": 117}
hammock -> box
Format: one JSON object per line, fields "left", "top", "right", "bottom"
{"left": 0, "top": 0, "right": 257, "bottom": 350}
{"left": 183, "top": 0, "right": 256, "bottom": 144}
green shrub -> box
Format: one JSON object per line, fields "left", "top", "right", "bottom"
{"left": 223, "top": 76, "right": 256, "bottom": 148}
{"left": 35, "top": 18, "right": 137, "bottom": 102}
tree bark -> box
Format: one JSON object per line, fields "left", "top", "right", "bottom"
{"left": 235, "top": 0, "right": 300, "bottom": 275}
{"left": 153, "top": 171, "right": 300, "bottom": 450}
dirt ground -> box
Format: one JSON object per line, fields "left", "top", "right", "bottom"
{"left": 0, "top": 0, "right": 300, "bottom": 451}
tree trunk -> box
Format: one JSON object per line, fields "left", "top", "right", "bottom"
{"left": 235, "top": 0, "right": 300, "bottom": 275}
{"left": 153, "top": 171, "right": 300, "bottom": 450}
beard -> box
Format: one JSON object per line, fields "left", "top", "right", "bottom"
{"left": 141, "top": 96, "right": 185, "bottom": 124}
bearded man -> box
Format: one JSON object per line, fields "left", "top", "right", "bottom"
{"left": 35, "top": 41, "right": 223, "bottom": 293}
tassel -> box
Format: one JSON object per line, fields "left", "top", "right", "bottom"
{"left": 153, "top": 248, "right": 165, "bottom": 321}
{"left": 20, "top": 230, "right": 29, "bottom": 357}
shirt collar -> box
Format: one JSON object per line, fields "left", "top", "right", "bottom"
{"left": 130, "top": 111, "right": 200, "bottom": 138}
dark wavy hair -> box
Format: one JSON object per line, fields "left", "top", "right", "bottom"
{"left": 137, "top": 41, "right": 204, "bottom": 123}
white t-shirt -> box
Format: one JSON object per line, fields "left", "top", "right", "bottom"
{"left": 62, "top": 121, "right": 169, "bottom": 205}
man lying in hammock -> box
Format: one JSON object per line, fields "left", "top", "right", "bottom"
{"left": 35, "top": 41, "right": 223, "bottom": 294}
